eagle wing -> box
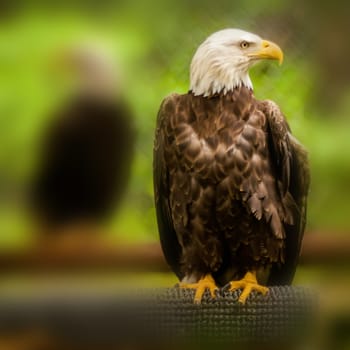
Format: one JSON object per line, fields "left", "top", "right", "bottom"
{"left": 153, "top": 94, "right": 183, "bottom": 279}
{"left": 262, "top": 100, "right": 310, "bottom": 285}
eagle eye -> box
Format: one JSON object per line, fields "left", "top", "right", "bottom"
{"left": 240, "top": 41, "right": 250, "bottom": 49}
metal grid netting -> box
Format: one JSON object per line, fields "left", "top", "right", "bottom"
{"left": 0, "top": 286, "right": 317, "bottom": 346}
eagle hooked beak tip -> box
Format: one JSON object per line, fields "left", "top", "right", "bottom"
{"left": 249, "top": 39, "right": 284, "bottom": 65}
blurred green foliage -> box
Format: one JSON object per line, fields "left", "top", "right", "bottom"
{"left": 0, "top": 1, "right": 349, "bottom": 246}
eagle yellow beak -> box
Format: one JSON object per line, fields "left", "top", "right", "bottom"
{"left": 248, "top": 40, "right": 284, "bottom": 65}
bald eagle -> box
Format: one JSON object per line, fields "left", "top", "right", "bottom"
{"left": 31, "top": 45, "right": 134, "bottom": 236}
{"left": 154, "top": 29, "right": 309, "bottom": 303}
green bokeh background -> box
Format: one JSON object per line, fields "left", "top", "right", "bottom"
{"left": 0, "top": 0, "right": 349, "bottom": 247}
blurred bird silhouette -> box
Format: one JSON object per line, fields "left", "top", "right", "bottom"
{"left": 30, "top": 43, "right": 135, "bottom": 247}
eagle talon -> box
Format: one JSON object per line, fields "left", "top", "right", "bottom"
{"left": 180, "top": 274, "right": 218, "bottom": 303}
{"left": 229, "top": 271, "right": 268, "bottom": 304}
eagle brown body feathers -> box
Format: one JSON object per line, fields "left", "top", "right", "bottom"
{"left": 154, "top": 87, "right": 309, "bottom": 286}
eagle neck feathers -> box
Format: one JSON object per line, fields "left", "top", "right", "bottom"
{"left": 190, "top": 53, "right": 253, "bottom": 97}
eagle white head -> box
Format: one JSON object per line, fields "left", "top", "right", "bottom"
{"left": 190, "top": 29, "right": 283, "bottom": 97}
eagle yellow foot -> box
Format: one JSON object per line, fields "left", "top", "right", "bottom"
{"left": 180, "top": 274, "right": 218, "bottom": 304}
{"left": 229, "top": 271, "right": 268, "bottom": 304}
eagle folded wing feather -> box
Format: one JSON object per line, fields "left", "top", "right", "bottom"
{"left": 154, "top": 95, "right": 184, "bottom": 280}
{"left": 261, "top": 100, "right": 310, "bottom": 285}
